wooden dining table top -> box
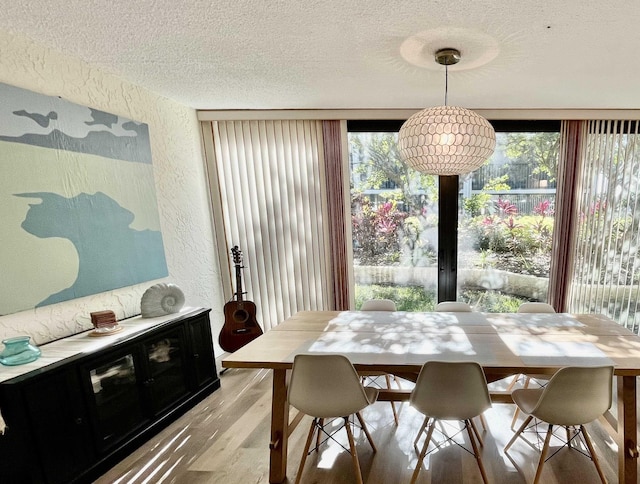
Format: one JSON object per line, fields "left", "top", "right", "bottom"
{"left": 222, "top": 310, "right": 640, "bottom": 376}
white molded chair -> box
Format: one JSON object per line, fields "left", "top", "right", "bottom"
{"left": 359, "top": 298, "right": 401, "bottom": 425}
{"left": 504, "top": 365, "right": 614, "bottom": 484}
{"left": 288, "top": 354, "right": 378, "bottom": 484}
{"left": 433, "top": 300, "right": 488, "bottom": 433}
{"left": 435, "top": 301, "right": 473, "bottom": 312}
{"left": 360, "top": 298, "right": 396, "bottom": 311}
{"left": 517, "top": 302, "right": 556, "bottom": 313}
{"left": 508, "top": 302, "right": 558, "bottom": 428}
{"left": 410, "top": 361, "right": 492, "bottom": 484}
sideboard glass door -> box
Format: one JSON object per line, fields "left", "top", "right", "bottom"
{"left": 88, "top": 351, "right": 146, "bottom": 451}
{"left": 143, "top": 327, "right": 189, "bottom": 415}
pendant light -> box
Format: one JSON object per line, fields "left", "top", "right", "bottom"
{"left": 397, "top": 48, "right": 496, "bottom": 176}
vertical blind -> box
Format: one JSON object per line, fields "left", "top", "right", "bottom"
{"left": 202, "top": 120, "right": 332, "bottom": 331}
{"left": 568, "top": 120, "right": 640, "bottom": 333}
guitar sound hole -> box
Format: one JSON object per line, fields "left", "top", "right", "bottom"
{"left": 233, "top": 309, "right": 249, "bottom": 323}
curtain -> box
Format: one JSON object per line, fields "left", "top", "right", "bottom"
{"left": 201, "top": 120, "right": 334, "bottom": 331}
{"left": 568, "top": 120, "right": 640, "bottom": 333}
{"left": 548, "top": 120, "right": 586, "bottom": 311}
{"left": 322, "top": 120, "right": 352, "bottom": 310}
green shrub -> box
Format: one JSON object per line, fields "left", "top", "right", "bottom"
{"left": 355, "top": 284, "right": 436, "bottom": 311}
{"left": 355, "top": 284, "right": 529, "bottom": 313}
{"left": 464, "top": 211, "right": 553, "bottom": 278}
{"left": 461, "top": 290, "right": 526, "bottom": 312}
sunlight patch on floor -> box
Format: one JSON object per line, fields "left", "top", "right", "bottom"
{"left": 155, "top": 455, "right": 184, "bottom": 484}
{"left": 139, "top": 458, "right": 169, "bottom": 484}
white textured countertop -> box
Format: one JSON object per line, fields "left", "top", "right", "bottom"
{"left": 0, "top": 307, "right": 203, "bottom": 384}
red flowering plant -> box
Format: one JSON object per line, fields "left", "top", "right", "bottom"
{"left": 352, "top": 195, "right": 407, "bottom": 265}
{"left": 467, "top": 198, "right": 554, "bottom": 277}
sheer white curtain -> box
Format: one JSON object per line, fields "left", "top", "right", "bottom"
{"left": 201, "top": 120, "right": 333, "bottom": 331}
{"left": 568, "top": 120, "right": 640, "bottom": 332}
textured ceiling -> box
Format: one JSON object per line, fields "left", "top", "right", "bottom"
{"left": 2, "top": 1, "right": 640, "bottom": 111}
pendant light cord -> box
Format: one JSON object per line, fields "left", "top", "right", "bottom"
{"left": 444, "top": 64, "right": 449, "bottom": 106}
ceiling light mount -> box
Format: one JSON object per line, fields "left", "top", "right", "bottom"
{"left": 434, "top": 48, "right": 461, "bottom": 66}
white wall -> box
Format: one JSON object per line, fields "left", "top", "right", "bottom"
{"left": 0, "top": 30, "right": 225, "bottom": 354}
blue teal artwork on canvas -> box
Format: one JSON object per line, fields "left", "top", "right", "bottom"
{"left": 0, "top": 82, "right": 168, "bottom": 315}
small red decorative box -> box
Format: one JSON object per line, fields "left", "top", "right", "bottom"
{"left": 90, "top": 310, "right": 117, "bottom": 329}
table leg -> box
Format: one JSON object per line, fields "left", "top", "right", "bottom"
{"left": 618, "top": 375, "right": 639, "bottom": 484}
{"left": 269, "top": 368, "right": 289, "bottom": 483}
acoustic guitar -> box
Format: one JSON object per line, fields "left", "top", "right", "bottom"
{"left": 219, "top": 246, "right": 263, "bottom": 352}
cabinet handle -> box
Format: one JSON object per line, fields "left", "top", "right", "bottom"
{"left": 193, "top": 353, "right": 199, "bottom": 359}
{"left": 75, "top": 417, "right": 83, "bottom": 425}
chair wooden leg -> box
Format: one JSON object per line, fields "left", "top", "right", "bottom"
{"left": 507, "top": 373, "right": 539, "bottom": 390}
{"left": 315, "top": 418, "right": 324, "bottom": 451}
{"left": 384, "top": 374, "right": 400, "bottom": 425}
{"left": 355, "top": 411, "right": 377, "bottom": 452}
{"left": 506, "top": 373, "right": 521, "bottom": 391}
{"left": 392, "top": 374, "right": 402, "bottom": 389}
{"left": 566, "top": 426, "right": 572, "bottom": 448}
{"left": 295, "top": 418, "right": 318, "bottom": 484}
{"left": 362, "top": 373, "right": 399, "bottom": 425}
{"left": 384, "top": 373, "right": 392, "bottom": 387}
{"left": 413, "top": 416, "right": 430, "bottom": 447}
{"left": 533, "top": 424, "right": 554, "bottom": 484}
{"left": 510, "top": 406, "right": 521, "bottom": 430}
{"left": 344, "top": 416, "right": 364, "bottom": 484}
{"left": 505, "top": 415, "right": 533, "bottom": 452}
{"left": 469, "top": 416, "right": 484, "bottom": 447}
{"left": 465, "top": 419, "right": 489, "bottom": 484}
{"left": 478, "top": 413, "right": 487, "bottom": 431}
{"left": 580, "top": 425, "right": 607, "bottom": 483}
{"left": 510, "top": 376, "right": 531, "bottom": 429}
{"left": 411, "top": 418, "right": 437, "bottom": 484}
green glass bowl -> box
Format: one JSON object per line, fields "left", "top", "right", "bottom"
{"left": 0, "top": 336, "right": 41, "bottom": 366}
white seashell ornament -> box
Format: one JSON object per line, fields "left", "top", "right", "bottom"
{"left": 140, "top": 283, "right": 185, "bottom": 318}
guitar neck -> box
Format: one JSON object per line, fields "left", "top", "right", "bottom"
{"left": 235, "top": 264, "right": 244, "bottom": 302}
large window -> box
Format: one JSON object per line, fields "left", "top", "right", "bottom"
{"left": 348, "top": 120, "right": 560, "bottom": 311}
{"left": 203, "top": 116, "right": 640, "bottom": 333}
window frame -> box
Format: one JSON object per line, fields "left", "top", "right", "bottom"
{"left": 347, "top": 119, "right": 561, "bottom": 302}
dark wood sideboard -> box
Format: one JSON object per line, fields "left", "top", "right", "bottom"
{"left": 0, "top": 307, "right": 220, "bottom": 483}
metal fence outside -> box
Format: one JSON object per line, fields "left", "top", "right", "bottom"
{"left": 471, "top": 192, "right": 557, "bottom": 216}
{"left": 471, "top": 163, "right": 556, "bottom": 190}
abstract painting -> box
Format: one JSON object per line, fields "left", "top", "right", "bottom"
{"left": 0, "top": 82, "right": 168, "bottom": 315}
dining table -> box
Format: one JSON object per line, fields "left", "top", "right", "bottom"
{"left": 221, "top": 310, "right": 640, "bottom": 483}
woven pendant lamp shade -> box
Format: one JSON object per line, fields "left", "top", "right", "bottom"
{"left": 398, "top": 105, "right": 496, "bottom": 176}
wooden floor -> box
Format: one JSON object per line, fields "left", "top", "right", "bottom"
{"left": 96, "top": 361, "right": 635, "bottom": 483}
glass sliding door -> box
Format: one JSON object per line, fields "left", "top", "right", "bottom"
{"left": 348, "top": 126, "right": 439, "bottom": 310}
{"left": 458, "top": 124, "right": 560, "bottom": 311}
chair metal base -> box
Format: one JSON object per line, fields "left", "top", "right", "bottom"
{"left": 411, "top": 417, "right": 489, "bottom": 484}
{"left": 295, "top": 413, "right": 376, "bottom": 484}
{"left": 361, "top": 372, "right": 401, "bottom": 425}
{"left": 505, "top": 417, "right": 607, "bottom": 484}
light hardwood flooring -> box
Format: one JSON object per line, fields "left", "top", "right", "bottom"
{"left": 96, "top": 361, "right": 635, "bottom": 483}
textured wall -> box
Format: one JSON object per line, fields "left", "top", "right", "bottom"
{"left": 0, "top": 30, "right": 225, "bottom": 351}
